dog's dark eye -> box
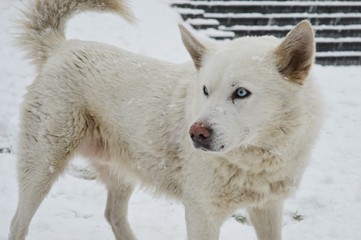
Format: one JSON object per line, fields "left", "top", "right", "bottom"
{"left": 233, "top": 87, "right": 251, "bottom": 99}
{"left": 203, "top": 85, "right": 209, "bottom": 97}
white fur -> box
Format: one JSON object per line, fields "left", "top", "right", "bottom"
{"left": 10, "top": 1, "right": 323, "bottom": 240}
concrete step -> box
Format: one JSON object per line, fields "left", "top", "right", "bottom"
{"left": 316, "top": 51, "right": 361, "bottom": 65}
{"left": 316, "top": 38, "right": 361, "bottom": 52}
{"left": 199, "top": 28, "right": 361, "bottom": 51}
{"left": 171, "top": 1, "right": 361, "bottom": 14}
{"left": 200, "top": 13, "right": 361, "bottom": 26}
{"left": 172, "top": 0, "right": 361, "bottom": 65}
{"left": 215, "top": 24, "right": 361, "bottom": 38}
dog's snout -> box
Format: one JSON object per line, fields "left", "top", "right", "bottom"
{"left": 190, "top": 122, "right": 211, "bottom": 140}
{"left": 189, "top": 122, "right": 212, "bottom": 149}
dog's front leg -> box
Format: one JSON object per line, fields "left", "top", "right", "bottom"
{"left": 184, "top": 198, "right": 220, "bottom": 240}
{"left": 99, "top": 167, "right": 136, "bottom": 240}
{"left": 247, "top": 200, "right": 283, "bottom": 240}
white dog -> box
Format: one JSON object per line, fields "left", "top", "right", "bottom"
{"left": 10, "top": 0, "right": 323, "bottom": 239}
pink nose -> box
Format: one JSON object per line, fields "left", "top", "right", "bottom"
{"left": 189, "top": 122, "right": 212, "bottom": 148}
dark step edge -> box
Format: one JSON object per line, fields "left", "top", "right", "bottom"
{"left": 170, "top": 1, "right": 361, "bottom": 7}
{"left": 316, "top": 56, "right": 361, "bottom": 65}
{"left": 202, "top": 13, "right": 361, "bottom": 19}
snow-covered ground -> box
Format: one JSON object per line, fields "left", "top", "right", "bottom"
{"left": 1, "top": 0, "right": 361, "bottom": 239}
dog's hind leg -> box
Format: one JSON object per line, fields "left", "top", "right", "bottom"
{"left": 9, "top": 100, "right": 85, "bottom": 240}
{"left": 9, "top": 150, "right": 71, "bottom": 240}
{"left": 98, "top": 166, "right": 136, "bottom": 240}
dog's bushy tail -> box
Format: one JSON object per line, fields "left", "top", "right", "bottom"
{"left": 17, "top": 0, "right": 134, "bottom": 70}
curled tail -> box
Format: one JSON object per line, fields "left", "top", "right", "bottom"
{"left": 17, "top": 0, "right": 134, "bottom": 70}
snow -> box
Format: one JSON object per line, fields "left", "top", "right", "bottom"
{"left": 199, "top": 28, "right": 235, "bottom": 38}
{"left": 1, "top": 0, "right": 361, "bottom": 240}
{"left": 172, "top": 7, "right": 204, "bottom": 15}
{"left": 316, "top": 51, "right": 361, "bottom": 57}
{"left": 185, "top": 18, "right": 219, "bottom": 26}
{"left": 316, "top": 38, "right": 361, "bottom": 43}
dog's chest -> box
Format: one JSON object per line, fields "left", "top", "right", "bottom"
{"left": 209, "top": 153, "right": 298, "bottom": 209}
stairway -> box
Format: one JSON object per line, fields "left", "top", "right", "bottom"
{"left": 171, "top": 0, "right": 361, "bottom": 65}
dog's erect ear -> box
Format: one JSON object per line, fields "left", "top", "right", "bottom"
{"left": 274, "top": 20, "right": 315, "bottom": 85}
{"left": 179, "top": 24, "right": 206, "bottom": 70}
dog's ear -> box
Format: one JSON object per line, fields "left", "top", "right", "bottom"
{"left": 274, "top": 20, "right": 315, "bottom": 85}
{"left": 179, "top": 24, "right": 206, "bottom": 70}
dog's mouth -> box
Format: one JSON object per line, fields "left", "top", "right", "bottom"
{"left": 192, "top": 142, "right": 210, "bottom": 151}
{"left": 192, "top": 142, "right": 225, "bottom": 152}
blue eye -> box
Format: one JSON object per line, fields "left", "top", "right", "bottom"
{"left": 203, "top": 85, "right": 209, "bottom": 96}
{"left": 233, "top": 87, "right": 251, "bottom": 99}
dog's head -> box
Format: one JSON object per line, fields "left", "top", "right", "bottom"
{"left": 180, "top": 21, "right": 315, "bottom": 153}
